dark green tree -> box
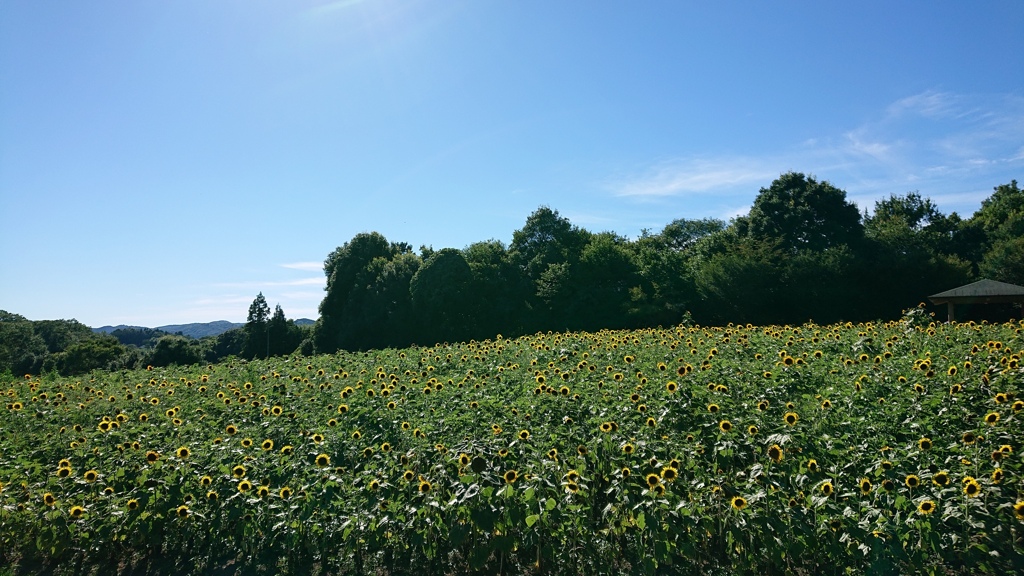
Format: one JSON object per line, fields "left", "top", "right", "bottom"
{"left": 861, "top": 192, "right": 972, "bottom": 318}
{"left": 212, "top": 327, "right": 247, "bottom": 360}
{"left": 245, "top": 292, "right": 271, "bottom": 359}
{"left": 410, "top": 248, "right": 475, "bottom": 344}
{"left": 463, "top": 240, "right": 530, "bottom": 338}
{"left": 314, "top": 232, "right": 397, "bottom": 353}
{"left": 33, "top": 319, "right": 94, "bottom": 354}
{"left": 744, "top": 172, "right": 863, "bottom": 253}
{"left": 337, "top": 252, "right": 421, "bottom": 350}
{"left": 44, "top": 334, "right": 125, "bottom": 375}
{"left": 149, "top": 335, "right": 204, "bottom": 367}
{"left": 0, "top": 311, "right": 47, "bottom": 375}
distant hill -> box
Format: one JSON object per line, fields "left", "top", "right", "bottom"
{"left": 93, "top": 319, "right": 314, "bottom": 339}
{"left": 155, "top": 321, "right": 244, "bottom": 339}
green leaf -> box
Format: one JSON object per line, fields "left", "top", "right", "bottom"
{"left": 525, "top": 514, "right": 540, "bottom": 527}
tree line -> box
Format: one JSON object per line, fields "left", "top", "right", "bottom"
{"left": 310, "top": 173, "right": 1022, "bottom": 353}
{"left": 0, "top": 298, "right": 310, "bottom": 377}
{"left": 2, "top": 172, "right": 1020, "bottom": 375}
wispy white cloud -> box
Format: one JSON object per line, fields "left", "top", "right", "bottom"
{"left": 608, "top": 90, "right": 1024, "bottom": 218}
{"left": 281, "top": 262, "right": 323, "bottom": 272}
{"left": 611, "top": 158, "right": 776, "bottom": 198}
{"left": 217, "top": 277, "right": 325, "bottom": 288}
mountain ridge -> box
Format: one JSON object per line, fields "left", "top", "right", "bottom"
{"left": 93, "top": 319, "right": 314, "bottom": 339}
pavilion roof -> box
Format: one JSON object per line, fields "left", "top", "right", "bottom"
{"left": 929, "top": 279, "right": 1024, "bottom": 304}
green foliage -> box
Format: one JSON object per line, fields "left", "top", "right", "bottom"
{"left": 410, "top": 248, "right": 475, "bottom": 344}
{"left": 0, "top": 311, "right": 47, "bottom": 375}
{"left": 42, "top": 334, "right": 125, "bottom": 376}
{"left": 744, "top": 172, "right": 863, "bottom": 253}
{"left": 148, "top": 335, "right": 204, "bottom": 367}
{"left": 245, "top": 292, "right": 271, "bottom": 359}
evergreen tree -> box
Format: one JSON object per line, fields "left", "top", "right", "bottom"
{"left": 245, "top": 292, "right": 271, "bottom": 359}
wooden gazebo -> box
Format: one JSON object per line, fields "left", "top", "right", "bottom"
{"left": 928, "top": 279, "right": 1024, "bottom": 322}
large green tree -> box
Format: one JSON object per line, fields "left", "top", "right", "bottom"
{"left": 314, "top": 232, "right": 398, "bottom": 352}
{"left": 410, "top": 248, "right": 475, "bottom": 344}
{"left": 743, "top": 172, "right": 863, "bottom": 253}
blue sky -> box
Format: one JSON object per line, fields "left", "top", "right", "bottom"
{"left": 2, "top": 1, "right": 1022, "bottom": 327}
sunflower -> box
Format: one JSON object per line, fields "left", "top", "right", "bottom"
{"left": 964, "top": 478, "right": 982, "bottom": 497}
{"left": 69, "top": 505, "right": 85, "bottom": 519}
{"left": 1012, "top": 400, "right": 1024, "bottom": 412}
{"left": 238, "top": 480, "right": 253, "bottom": 493}
{"left": 200, "top": 475, "right": 213, "bottom": 487}
{"left": 257, "top": 486, "right": 270, "bottom": 498}
{"left": 1014, "top": 501, "right": 1024, "bottom": 520}
{"left": 731, "top": 496, "right": 747, "bottom": 511}
{"left": 518, "top": 430, "right": 530, "bottom": 440}
{"left": 145, "top": 451, "right": 160, "bottom": 463}
{"left": 599, "top": 422, "right": 613, "bottom": 433}
{"left": 747, "top": 425, "right": 758, "bottom": 436}
{"left": 645, "top": 473, "right": 661, "bottom": 489}
{"left": 821, "top": 481, "right": 834, "bottom": 496}
{"left": 807, "top": 459, "right": 819, "bottom": 473}
{"left": 859, "top": 478, "right": 873, "bottom": 495}
{"left": 707, "top": 404, "right": 720, "bottom": 413}
{"left": 757, "top": 400, "right": 770, "bottom": 412}
{"left": 418, "top": 479, "right": 432, "bottom": 493}
{"left": 232, "top": 465, "right": 247, "bottom": 478}
{"left": 127, "top": 498, "right": 139, "bottom": 510}
{"left": 666, "top": 381, "right": 678, "bottom": 393}
{"left": 565, "top": 481, "right": 580, "bottom": 493}
{"left": 918, "top": 438, "right": 932, "bottom": 451}
{"left": 820, "top": 399, "right": 832, "bottom": 410}
{"left": 653, "top": 483, "right": 667, "bottom": 496}
{"left": 176, "top": 505, "right": 189, "bottom": 519}
{"left": 503, "top": 470, "right": 518, "bottom": 484}
{"left": 767, "top": 444, "right": 783, "bottom": 463}
{"left": 547, "top": 448, "right": 558, "bottom": 460}
{"left": 315, "top": 453, "right": 331, "bottom": 467}
{"left": 784, "top": 412, "right": 798, "bottom": 426}
{"left": 984, "top": 412, "right": 1000, "bottom": 425}
{"left": 240, "top": 438, "right": 253, "bottom": 448}
{"left": 661, "top": 467, "right": 678, "bottom": 482}
{"left": 962, "top": 432, "right": 977, "bottom": 445}
{"left": 176, "top": 446, "right": 191, "bottom": 459}
{"left": 991, "top": 468, "right": 1004, "bottom": 484}
{"left": 905, "top": 474, "right": 921, "bottom": 489}
{"left": 719, "top": 420, "right": 732, "bottom": 433}
{"left": 43, "top": 493, "right": 57, "bottom": 506}
{"left": 881, "top": 479, "right": 895, "bottom": 492}
{"left": 932, "top": 471, "right": 950, "bottom": 486}
{"left": 225, "top": 424, "right": 238, "bottom": 435}
{"left": 645, "top": 417, "right": 657, "bottom": 428}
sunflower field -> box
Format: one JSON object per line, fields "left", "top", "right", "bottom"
{"left": 2, "top": 313, "right": 1023, "bottom": 575}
